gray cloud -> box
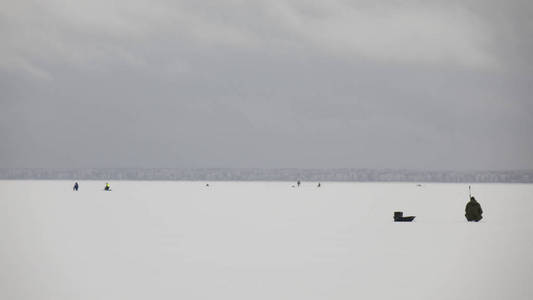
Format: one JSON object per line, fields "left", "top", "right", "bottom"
{"left": 1, "top": 0, "right": 532, "bottom": 170}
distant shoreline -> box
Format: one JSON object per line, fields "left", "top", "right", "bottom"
{"left": 1, "top": 168, "right": 532, "bottom": 183}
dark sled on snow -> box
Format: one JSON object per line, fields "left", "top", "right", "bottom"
{"left": 394, "top": 211, "right": 415, "bottom": 222}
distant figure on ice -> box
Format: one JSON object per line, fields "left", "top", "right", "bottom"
{"left": 73, "top": 182, "right": 79, "bottom": 191}
{"left": 104, "top": 182, "right": 111, "bottom": 191}
{"left": 465, "top": 196, "right": 483, "bottom": 222}
{"left": 317, "top": 182, "right": 321, "bottom": 187}
{"left": 297, "top": 180, "right": 301, "bottom": 187}
{"left": 206, "top": 183, "right": 209, "bottom": 187}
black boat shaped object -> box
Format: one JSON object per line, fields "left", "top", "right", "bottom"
{"left": 394, "top": 211, "right": 415, "bottom": 222}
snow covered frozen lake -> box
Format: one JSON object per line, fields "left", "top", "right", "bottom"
{"left": 1, "top": 181, "right": 532, "bottom": 300}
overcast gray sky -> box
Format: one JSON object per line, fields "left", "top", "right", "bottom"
{"left": 1, "top": 0, "right": 532, "bottom": 170}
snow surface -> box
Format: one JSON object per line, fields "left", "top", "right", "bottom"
{"left": 1, "top": 181, "right": 532, "bottom": 300}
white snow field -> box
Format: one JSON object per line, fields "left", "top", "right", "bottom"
{"left": 1, "top": 181, "right": 532, "bottom": 300}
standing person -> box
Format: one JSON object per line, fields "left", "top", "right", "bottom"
{"left": 73, "top": 182, "right": 79, "bottom": 191}
{"left": 104, "top": 182, "right": 111, "bottom": 191}
{"left": 465, "top": 196, "right": 483, "bottom": 222}
{"left": 297, "top": 180, "right": 301, "bottom": 187}
{"left": 317, "top": 182, "right": 321, "bottom": 187}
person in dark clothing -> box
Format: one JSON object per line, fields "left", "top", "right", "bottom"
{"left": 104, "top": 182, "right": 111, "bottom": 191}
{"left": 465, "top": 196, "right": 483, "bottom": 222}
{"left": 73, "top": 182, "right": 79, "bottom": 191}
{"left": 297, "top": 180, "right": 301, "bottom": 187}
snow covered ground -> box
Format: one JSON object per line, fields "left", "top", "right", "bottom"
{"left": 1, "top": 181, "right": 532, "bottom": 300}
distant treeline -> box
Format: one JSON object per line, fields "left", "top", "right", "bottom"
{"left": 1, "top": 168, "right": 533, "bottom": 183}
